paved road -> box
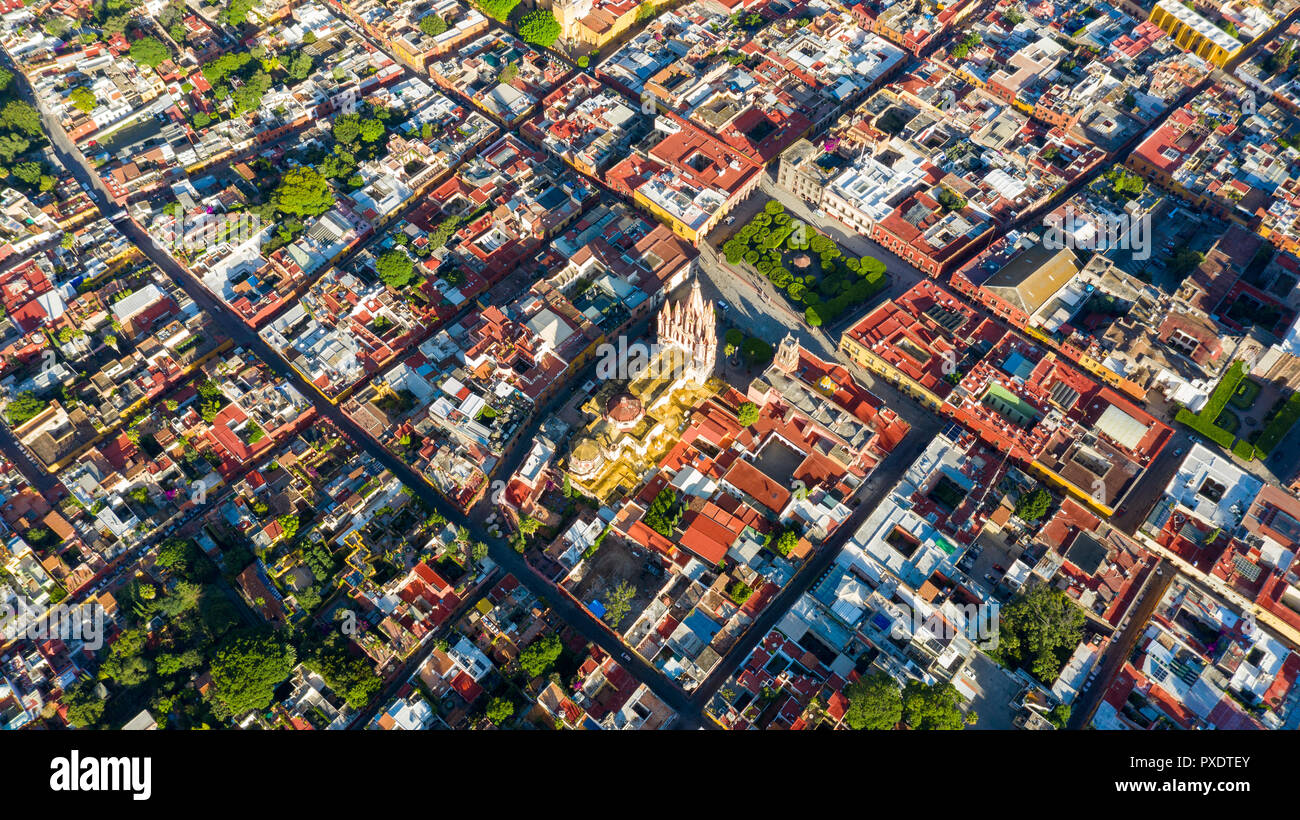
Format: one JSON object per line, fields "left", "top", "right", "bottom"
{"left": 1068, "top": 557, "right": 1173, "bottom": 729}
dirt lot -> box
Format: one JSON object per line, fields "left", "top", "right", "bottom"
{"left": 566, "top": 533, "right": 667, "bottom": 624}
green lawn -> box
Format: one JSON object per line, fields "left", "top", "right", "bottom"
{"left": 1229, "top": 378, "right": 1261, "bottom": 411}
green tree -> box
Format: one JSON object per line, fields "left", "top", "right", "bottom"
{"left": 485, "top": 696, "right": 515, "bottom": 724}
{"left": 642, "top": 487, "right": 680, "bottom": 537}
{"left": 277, "top": 514, "right": 299, "bottom": 541}
{"left": 98, "top": 628, "right": 152, "bottom": 687}
{"left": 843, "top": 672, "right": 903, "bottom": 730}
{"left": 474, "top": 0, "right": 520, "bottom": 22}
{"left": 1014, "top": 487, "right": 1052, "bottom": 522}
{"left": 274, "top": 166, "right": 334, "bottom": 217}
{"left": 737, "top": 401, "right": 759, "bottom": 426}
{"left": 0, "top": 100, "right": 43, "bottom": 138}
{"left": 419, "top": 14, "right": 449, "bottom": 37}
{"left": 902, "top": 681, "right": 968, "bottom": 729}
{"left": 518, "top": 633, "right": 562, "bottom": 678}
{"left": 209, "top": 631, "right": 297, "bottom": 715}
{"left": 517, "top": 9, "right": 560, "bottom": 47}
{"left": 5, "top": 391, "right": 44, "bottom": 426}
{"left": 1269, "top": 39, "right": 1295, "bottom": 75}
{"left": 221, "top": 0, "right": 259, "bottom": 26}
{"left": 359, "top": 117, "right": 385, "bottom": 143}
{"left": 772, "top": 530, "right": 799, "bottom": 556}
{"left": 69, "top": 86, "right": 97, "bottom": 112}
{"left": 375, "top": 248, "right": 417, "bottom": 289}
{"left": 804, "top": 305, "right": 822, "bottom": 327}
{"left": 602, "top": 581, "right": 636, "bottom": 628}
{"left": 129, "top": 36, "right": 170, "bottom": 69}
{"left": 287, "top": 51, "right": 314, "bottom": 81}
{"left": 1048, "top": 702, "right": 1072, "bottom": 729}
{"left": 727, "top": 580, "right": 754, "bottom": 605}
{"left": 308, "top": 635, "right": 382, "bottom": 708}
{"left": 994, "top": 586, "right": 1086, "bottom": 684}
{"left": 63, "top": 680, "right": 105, "bottom": 728}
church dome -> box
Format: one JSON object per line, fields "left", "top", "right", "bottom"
{"left": 569, "top": 438, "right": 604, "bottom": 479}
{"left": 605, "top": 392, "right": 644, "bottom": 429}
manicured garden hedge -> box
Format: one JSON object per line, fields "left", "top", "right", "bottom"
{"left": 1173, "top": 360, "right": 1254, "bottom": 457}
{"left": 722, "top": 200, "right": 886, "bottom": 327}
{"left": 1254, "top": 392, "right": 1300, "bottom": 456}
{"left": 1174, "top": 407, "right": 1236, "bottom": 449}
{"left": 1198, "top": 360, "right": 1247, "bottom": 426}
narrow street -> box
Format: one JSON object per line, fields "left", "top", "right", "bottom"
{"left": 1068, "top": 558, "right": 1175, "bottom": 729}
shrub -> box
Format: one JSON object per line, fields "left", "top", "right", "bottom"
{"left": 1232, "top": 440, "right": 1256, "bottom": 461}
{"left": 1174, "top": 407, "right": 1236, "bottom": 449}
{"left": 1255, "top": 392, "right": 1300, "bottom": 455}
{"left": 737, "top": 401, "right": 759, "bottom": 426}
{"left": 1200, "top": 360, "right": 1247, "bottom": 426}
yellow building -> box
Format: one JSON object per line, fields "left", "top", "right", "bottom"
{"left": 1149, "top": 0, "right": 1244, "bottom": 68}
{"left": 550, "top": 0, "right": 673, "bottom": 52}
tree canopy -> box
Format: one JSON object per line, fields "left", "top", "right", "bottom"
{"left": 737, "top": 401, "right": 759, "bottom": 426}
{"left": 376, "top": 248, "right": 418, "bottom": 290}
{"left": 128, "top": 36, "right": 170, "bottom": 69}
{"left": 1014, "top": 487, "right": 1052, "bottom": 522}
{"left": 642, "top": 487, "right": 681, "bottom": 537}
{"left": 902, "top": 681, "right": 969, "bottom": 729}
{"left": 306, "top": 635, "right": 381, "bottom": 709}
{"left": 419, "top": 14, "right": 449, "bottom": 37}
{"left": 994, "top": 585, "right": 1086, "bottom": 683}
{"left": 474, "top": 0, "right": 520, "bottom": 22}
{"left": 517, "top": 10, "right": 560, "bottom": 47}
{"left": 209, "top": 631, "right": 297, "bottom": 716}
{"left": 518, "top": 633, "right": 562, "bottom": 679}
{"left": 274, "top": 166, "right": 334, "bottom": 217}
{"left": 485, "top": 696, "right": 515, "bottom": 724}
{"left": 602, "top": 581, "right": 636, "bottom": 628}
{"left": 69, "top": 86, "right": 97, "bottom": 112}
{"left": 843, "top": 672, "right": 902, "bottom": 730}
{"left": 5, "top": 391, "right": 44, "bottom": 426}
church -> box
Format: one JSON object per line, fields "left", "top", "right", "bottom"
{"left": 565, "top": 277, "right": 720, "bottom": 501}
